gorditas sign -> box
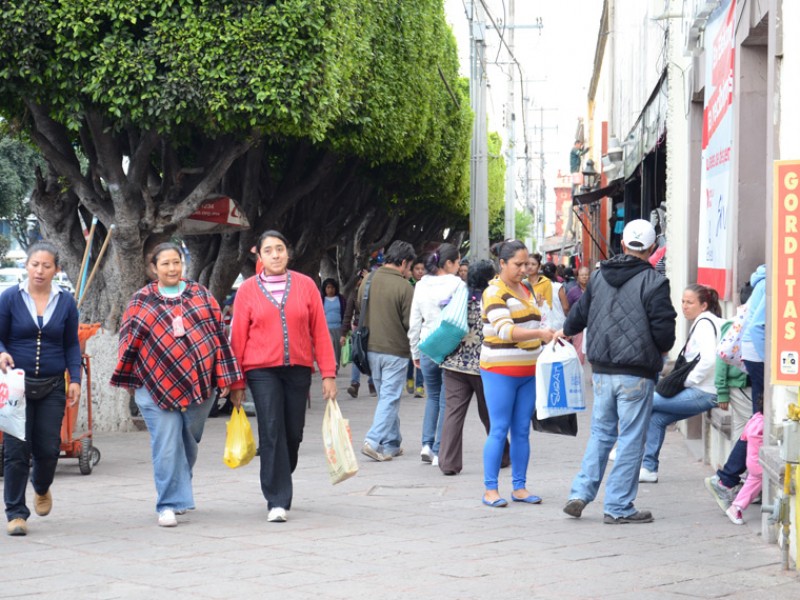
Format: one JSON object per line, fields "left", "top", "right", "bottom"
{"left": 697, "top": 0, "right": 736, "bottom": 299}
{"left": 178, "top": 196, "right": 250, "bottom": 235}
{"left": 771, "top": 160, "right": 800, "bottom": 385}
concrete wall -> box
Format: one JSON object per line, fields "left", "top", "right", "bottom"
{"left": 75, "top": 331, "right": 137, "bottom": 433}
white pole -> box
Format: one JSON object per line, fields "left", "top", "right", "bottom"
{"left": 469, "top": 1, "right": 490, "bottom": 259}
{"left": 504, "top": 0, "right": 516, "bottom": 241}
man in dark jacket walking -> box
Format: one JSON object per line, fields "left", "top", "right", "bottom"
{"left": 559, "top": 219, "right": 676, "bottom": 524}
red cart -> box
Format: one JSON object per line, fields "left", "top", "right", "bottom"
{"left": 60, "top": 354, "right": 101, "bottom": 474}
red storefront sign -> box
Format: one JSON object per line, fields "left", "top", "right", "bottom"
{"left": 179, "top": 196, "right": 250, "bottom": 235}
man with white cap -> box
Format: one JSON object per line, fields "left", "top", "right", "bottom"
{"left": 558, "top": 219, "right": 676, "bottom": 524}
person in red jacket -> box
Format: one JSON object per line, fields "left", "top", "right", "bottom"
{"left": 230, "top": 230, "right": 337, "bottom": 523}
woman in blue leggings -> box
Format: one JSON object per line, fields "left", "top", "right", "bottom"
{"left": 480, "top": 240, "right": 556, "bottom": 507}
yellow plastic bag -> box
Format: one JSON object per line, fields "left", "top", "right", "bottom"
{"left": 223, "top": 407, "right": 257, "bottom": 469}
{"left": 322, "top": 399, "right": 359, "bottom": 484}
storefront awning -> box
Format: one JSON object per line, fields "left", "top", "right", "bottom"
{"left": 572, "top": 179, "right": 624, "bottom": 206}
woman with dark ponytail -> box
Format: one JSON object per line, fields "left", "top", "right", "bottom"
{"left": 408, "top": 243, "right": 464, "bottom": 466}
{"left": 639, "top": 284, "right": 722, "bottom": 484}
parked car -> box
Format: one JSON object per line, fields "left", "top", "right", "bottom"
{"left": 0, "top": 267, "right": 26, "bottom": 293}
{"left": 54, "top": 272, "right": 75, "bottom": 294}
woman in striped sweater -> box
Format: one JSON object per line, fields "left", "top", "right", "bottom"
{"left": 480, "top": 241, "right": 556, "bottom": 508}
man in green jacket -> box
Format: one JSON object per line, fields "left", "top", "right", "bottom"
{"left": 359, "top": 240, "right": 416, "bottom": 462}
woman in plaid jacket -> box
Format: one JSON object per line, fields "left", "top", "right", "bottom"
{"left": 111, "top": 243, "right": 242, "bottom": 528}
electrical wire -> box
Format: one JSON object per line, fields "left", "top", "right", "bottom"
{"left": 476, "top": 0, "right": 530, "bottom": 167}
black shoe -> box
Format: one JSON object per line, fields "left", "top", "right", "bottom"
{"left": 603, "top": 510, "right": 653, "bottom": 524}
{"left": 563, "top": 498, "right": 586, "bottom": 518}
{"left": 347, "top": 383, "right": 359, "bottom": 398}
{"left": 368, "top": 383, "right": 377, "bottom": 397}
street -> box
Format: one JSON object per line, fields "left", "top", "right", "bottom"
{"left": 2, "top": 371, "right": 798, "bottom": 599}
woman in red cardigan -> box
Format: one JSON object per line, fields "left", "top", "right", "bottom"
{"left": 230, "top": 230, "right": 337, "bottom": 523}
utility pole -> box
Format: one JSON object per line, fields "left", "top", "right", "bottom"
{"left": 503, "top": 0, "right": 516, "bottom": 241}
{"left": 527, "top": 105, "right": 558, "bottom": 247}
{"left": 468, "top": 1, "right": 489, "bottom": 260}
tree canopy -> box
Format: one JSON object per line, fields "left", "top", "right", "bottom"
{"left": 0, "top": 0, "right": 472, "bottom": 324}
{"left": 0, "top": 134, "right": 44, "bottom": 248}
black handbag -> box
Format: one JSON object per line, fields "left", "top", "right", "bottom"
{"left": 655, "top": 318, "right": 717, "bottom": 398}
{"left": 532, "top": 411, "right": 578, "bottom": 436}
{"left": 350, "top": 272, "right": 375, "bottom": 376}
{"left": 655, "top": 352, "right": 701, "bottom": 398}
{"left": 25, "top": 375, "right": 64, "bottom": 400}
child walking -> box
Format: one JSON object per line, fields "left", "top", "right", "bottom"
{"left": 725, "top": 404, "right": 764, "bottom": 525}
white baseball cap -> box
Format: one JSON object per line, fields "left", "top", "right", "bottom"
{"left": 622, "top": 219, "right": 656, "bottom": 250}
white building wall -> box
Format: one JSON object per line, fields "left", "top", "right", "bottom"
{"left": 608, "top": 0, "right": 669, "bottom": 141}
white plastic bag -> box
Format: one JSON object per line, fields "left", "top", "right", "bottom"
{"left": 0, "top": 369, "right": 27, "bottom": 440}
{"left": 535, "top": 340, "right": 585, "bottom": 420}
{"left": 322, "top": 399, "right": 358, "bottom": 484}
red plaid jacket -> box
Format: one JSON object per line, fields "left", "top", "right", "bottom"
{"left": 110, "top": 281, "right": 242, "bottom": 410}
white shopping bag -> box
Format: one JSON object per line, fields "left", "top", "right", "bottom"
{"left": 0, "top": 368, "right": 27, "bottom": 440}
{"left": 535, "top": 340, "right": 585, "bottom": 420}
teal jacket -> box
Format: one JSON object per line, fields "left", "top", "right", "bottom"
{"left": 715, "top": 320, "right": 748, "bottom": 402}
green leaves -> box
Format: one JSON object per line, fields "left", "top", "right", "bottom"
{"left": 0, "top": 0, "right": 471, "bottom": 222}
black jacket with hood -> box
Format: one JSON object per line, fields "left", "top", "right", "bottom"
{"left": 563, "top": 254, "right": 677, "bottom": 380}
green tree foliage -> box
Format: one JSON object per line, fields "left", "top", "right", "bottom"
{"left": 514, "top": 208, "right": 534, "bottom": 241}
{"left": 0, "top": 134, "right": 43, "bottom": 248}
{"left": 0, "top": 0, "right": 471, "bottom": 324}
{"left": 487, "top": 131, "right": 506, "bottom": 241}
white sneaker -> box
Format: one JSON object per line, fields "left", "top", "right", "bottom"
{"left": 267, "top": 507, "right": 287, "bottom": 523}
{"left": 608, "top": 446, "right": 617, "bottom": 461}
{"left": 638, "top": 467, "right": 658, "bottom": 483}
{"left": 420, "top": 444, "right": 433, "bottom": 463}
{"left": 726, "top": 504, "right": 744, "bottom": 525}
{"left": 432, "top": 455, "right": 439, "bottom": 467}
{"left": 158, "top": 509, "right": 177, "bottom": 527}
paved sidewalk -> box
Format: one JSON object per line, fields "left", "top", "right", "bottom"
{"left": 2, "top": 371, "right": 799, "bottom": 599}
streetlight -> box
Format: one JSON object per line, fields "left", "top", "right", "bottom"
{"left": 581, "top": 159, "right": 600, "bottom": 192}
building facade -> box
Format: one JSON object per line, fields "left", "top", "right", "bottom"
{"left": 582, "top": 0, "right": 798, "bottom": 564}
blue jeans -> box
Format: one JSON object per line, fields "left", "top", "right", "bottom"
{"left": 247, "top": 367, "right": 311, "bottom": 510}
{"left": 481, "top": 369, "right": 536, "bottom": 491}
{"left": 365, "top": 353, "right": 408, "bottom": 454}
{"left": 406, "top": 359, "right": 424, "bottom": 386}
{"left": 743, "top": 360, "right": 764, "bottom": 414}
{"left": 570, "top": 373, "right": 654, "bottom": 518}
{"left": 135, "top": 387, "right": 214, "bottom": 513}
{"left": 4, "top": 385, "right": 66, "bottom": 521}
{"left": 420, "top": 354, "right": 446, "bottom": 453}
{"left": 350, "top": 362, "right": 374, "bottom": 388}
{"left": 642, "top": 387, "right": 717, "bottom": 472}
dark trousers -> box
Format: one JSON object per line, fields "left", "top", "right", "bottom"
{"left": 717, "top": 359, "right": 763, "bottom": 488}
{"left": 247, "top": 366, "right": 311, "bottom": 510}
{"left": 438, "top": 370, "right": 509, "bottom": 474}
{"left": 4, "top": 386, "right": 66, "bottom": 521}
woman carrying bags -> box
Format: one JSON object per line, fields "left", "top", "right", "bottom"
{"left": 481, "top": 241, "right": 556, "bottom": 507}
{"left": 230, "top": 230, "right": 337, "bottom": 523}
{"left": 111, "top": 243, "right": 242, "bottom": 528}
{"left": 639, "top": 284, "right": 722, "bottom": 483}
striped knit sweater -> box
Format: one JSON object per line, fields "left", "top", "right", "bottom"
{"left": 480, "top": 276, "right": 542, "bottom": 376}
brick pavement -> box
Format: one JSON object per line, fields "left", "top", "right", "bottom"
{"left": 2, "top": 371, "right": 799, "bottom": 599}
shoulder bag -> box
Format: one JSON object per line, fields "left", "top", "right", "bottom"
{"left": 350, "top": 272, "right": 375, "bottom": 376}
{"left": 418, "top": 282, "right": 469, "bottom": 364}
{"left": 656, "top": 317, "right": 717, "bottom": 398}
